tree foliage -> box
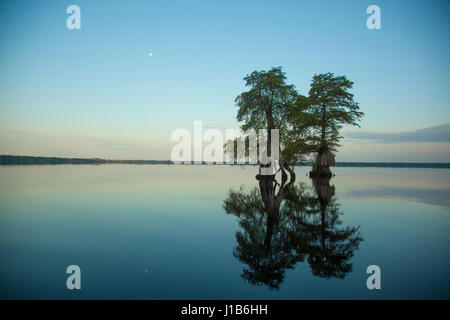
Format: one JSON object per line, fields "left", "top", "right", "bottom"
{"left": 306, "top": 72, "right": 364, "bottom": 152}
{"left": 234, "top": 67, "right": 312, "bottom": 171}
{"left": 233, "top": 68, "right": 364, "bottom": 176}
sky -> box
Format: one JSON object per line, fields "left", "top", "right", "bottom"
{"left": 0, "top": 0, "right": 449, "bottom": 161}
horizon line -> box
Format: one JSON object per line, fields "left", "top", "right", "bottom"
{"left": 1, "top": 155, "right": 449, "bottom": 168}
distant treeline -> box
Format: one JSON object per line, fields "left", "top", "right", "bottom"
{"left": 1, "top": 155, "right": 449, "bottom": 169}
{"left": 0, "top": 155, "right": 172, "bottom": 165}
{"left": 297, "top": 162, "right": 450, "bottom": 169}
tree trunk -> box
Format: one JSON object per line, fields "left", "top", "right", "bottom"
{"left": 310, "top": 144, "right": 335, "bottom": 178}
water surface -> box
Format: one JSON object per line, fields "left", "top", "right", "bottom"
{"left": 0, "top": 165, "right": 449, "bottom": 299}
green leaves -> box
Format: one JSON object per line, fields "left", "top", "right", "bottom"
{"left": 234, "top": 68, "right": 364, "bottom": 168}
{"left": 306, "top": 72, "right": 364, "bottom": 153}
{"left": 236, "top": 67, "right": 298, "bottom": 132}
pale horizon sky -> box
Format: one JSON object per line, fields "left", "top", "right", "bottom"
{"left": 0, "top": 0, "right": 449, "bottom": 162}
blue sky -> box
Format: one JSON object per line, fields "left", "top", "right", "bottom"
{"left": 0, "top": 0, "right": 449, "bottom": 161}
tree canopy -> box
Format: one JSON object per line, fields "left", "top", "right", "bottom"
{"left": 233, "top": 68, "right": 363, "bottom": 177}
{"left": 234, "top": 67, "right": 312, "bottom": 175}
{"left": 306, "top": 72, "right": 364, "bottom": 152}
{"left": 236, "top": 67, "right": 297, "bottom": 133}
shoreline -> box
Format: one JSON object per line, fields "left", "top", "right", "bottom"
{"left": 1, "top": 155, "right": 449, "bottom": 169}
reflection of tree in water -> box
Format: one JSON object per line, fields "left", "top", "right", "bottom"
{"left": 223, "top": 174, "right": 362, "bottom": 289}
{"left": 224, "top": 173, "right": 300, "bottom": 289}
{"left": 290, "top": 177, "right": 362, "bottom": 279}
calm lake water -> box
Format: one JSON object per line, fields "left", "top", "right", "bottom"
{"left": 0, "top": 165, "right": 449, "bottom": 299}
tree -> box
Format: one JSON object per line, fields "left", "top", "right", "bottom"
{"left": 234, "top": 67, "right": 311, "bottom": 179}
{"left": 306, "top": 73, "right": 364, "bottom": 177}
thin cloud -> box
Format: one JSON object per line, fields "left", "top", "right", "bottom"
{"left": 345, "top": 123, "right": 450, "bottom": 143}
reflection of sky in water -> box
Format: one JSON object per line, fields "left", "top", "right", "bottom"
{"left": 0, "top": 165, "right": 449, "bottom": 299}
{"left": 345, "top": 186, "right": 450, "bottom": 209}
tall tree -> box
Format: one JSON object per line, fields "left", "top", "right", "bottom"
{"left": 306, "top": 73, "right": 364, "bottom": 177}
{"left": 234, "top": 67, "right": 311, "bottom": 178}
